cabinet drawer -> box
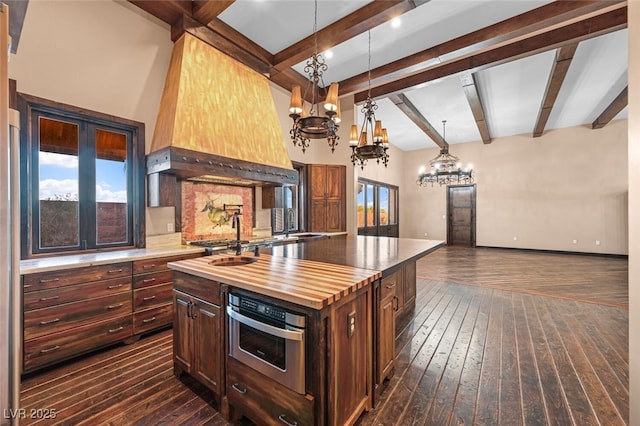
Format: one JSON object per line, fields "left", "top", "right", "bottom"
{"left": 133, "top": 284, "right": 172, "bottom": 310}
{"left": 227, "top": 358, "right": 314, "bottom": 426}
{"left": 24, "top": 292, "right": 132, "bottom": 340}
{"left": 174, "top": 272, "right": 221, "bottom": 305}
{"left": 133, "top": 270, "right": 173, "bottom": 289}
{"left": 133, "top": 304, "right": 172, "bottom": 335}
{"left": 23, "top": 262, "right": 132, "bottom": 293}
{"left": 23, "top": 314, "right": 132, "bottom": 373}
{"left": 133, "top": 253, "right": 200, "bottom": 275}
{"left": 381, "top": 270, "right": 399, "bottom": 300}
{"left": 24, "top": 276, "right": 131, "bottom": 311}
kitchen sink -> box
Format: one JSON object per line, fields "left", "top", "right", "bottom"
{"left": 209, "top": 256, "right": 258, "bottom": 267}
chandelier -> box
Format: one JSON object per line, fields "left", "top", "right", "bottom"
{"left": 349, "top": 31, "right": 389, "bottom": 170}
{"left": 289, "top": 0, "right": 339, "bottom": 153}
{"left": 416, "top": 121, "right": 473, "bottom": 187}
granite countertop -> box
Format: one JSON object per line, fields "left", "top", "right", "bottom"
{"left": 20, "top": 246, "right": 205, "bottom": 275}
{"left": 169, "top": 253, "right": 381, "bottom": 310}
{"left": 264, "top": 236, "right": 444, "bottom": 273}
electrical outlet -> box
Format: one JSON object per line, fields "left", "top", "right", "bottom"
{"left": 513, "top": 236, "right": 517, "bottom": 241}
{"left": 595, "top": 240, "right": 601, "bottom": 246}
{"left": 167, "top": 222, "right": 174, "bottom": 233}
{"left": 572, "top": 239, "right": 577, "bottom": 244}
{"left": 347, "top": 312, "right": 356, "bottom": 338}
{"left": 424, "top": 232, "right": 428, "bottom": 237}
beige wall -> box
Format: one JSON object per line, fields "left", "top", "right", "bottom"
{"left": 402, "top": 121, "right": 628, "bottom": 254}
{"left": 628, "top": 1, "right": 638, "bottom": 423}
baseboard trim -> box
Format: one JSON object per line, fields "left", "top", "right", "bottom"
{"left": 474, "top": 245, "right": 628, "bottom": 259}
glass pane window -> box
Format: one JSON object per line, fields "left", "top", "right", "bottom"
{"left": 366, "top": 183, "right": 375, "bottom": 228}
{"left": 357, "top": 183, "right": 365, "bottom": 228}
{"left": 379, "top": 186, "right": 389, "bottom": 226}
{"left": 38, "top": 117, "right": 80, "bottom": 249}
{"left": 95, "top": 128, "right": 128, "bottom": 244}
{"left": 389, "top": 188, "right": 397, "bottom": 225}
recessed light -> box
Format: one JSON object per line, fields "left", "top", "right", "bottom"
{"left": 391, "top": 17, "right": 402, "bottom": 28}
{"left": 324, "top": 50, "right": 334, "bottom": 59}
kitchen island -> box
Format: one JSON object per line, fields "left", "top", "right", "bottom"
{"left": 168, "top": 237, "right": 443, "bottom": 426}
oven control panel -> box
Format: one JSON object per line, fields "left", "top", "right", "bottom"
{"left": 239, "top": 297, "right": 286, "bottom": 322}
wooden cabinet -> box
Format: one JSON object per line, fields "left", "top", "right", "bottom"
{"left": 132, "top": 254, "right": 200, "bottom": 335}
{"left": 173, "top": 273, "right": 223, "bottom": 396}
{"left": 308, "top": 164, "right": 346, "bottom": 232}
{"left": 22, "top": 263, "right": 133, "bottom": 373}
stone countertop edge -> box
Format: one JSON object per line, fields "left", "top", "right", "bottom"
{"left": 19, "top": 246, "right": 206, "bottom": 275}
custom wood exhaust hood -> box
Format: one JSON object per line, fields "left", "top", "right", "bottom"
{"left": 147, "top": 33, "right": 297, "bottom": 205}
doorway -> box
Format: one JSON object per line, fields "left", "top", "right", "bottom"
{"left": 447, "top": 184, "right": 476, "bottom": 247}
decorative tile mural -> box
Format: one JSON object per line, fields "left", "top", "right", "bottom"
{"left": 181, "top": 181, "right": 254, "bottom": 242}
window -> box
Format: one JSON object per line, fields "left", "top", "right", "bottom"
{"left": 356, "top": 178, "right": 399, "bottom": 237}
{"left": 19, "top": 94, "right": 145, "bottom": 257}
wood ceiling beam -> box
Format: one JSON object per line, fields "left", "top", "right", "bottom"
{"left": 459, "top": 72, "right": 491, "bottom": 144}
{"left": 193, "top": 1, "right": 235, "bottom": 25}
{"left": 389, "top": 93, "right": 447, "bottom": 149}
{"left": 592, "top": 86, "right": 628, "bottom": 129}
{"left": 128, "top": 0, "right": 193, "bottom": 25}
{"left": 343, "top": 0, "right": 625, "bottom": 96}
{"left": 272, "top": 0, "right": 416, "bottom": 72}
{"left": 533, "top": 43, "right": 579, "bottom": 137}
{"left": 354, "top": 5, "right": 627, "bottom": 103}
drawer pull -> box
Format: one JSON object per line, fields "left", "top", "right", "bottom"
{"left": 142, "top": 264, "right": 156, "bottom": 269}
{"left": 142, "top": 317, "right": 156, "bottom": 323}
{"left": 142, "top": 296, "right": 156, "bottom": 301}
{"left": 108, "top": 283, "right": 124, "bottom": 289}
{"left": 142, "top": 278, "right": 156, "bottom": 284}
{"left": 107, "top": 269, "right": 123, "bottom": 274}
{"left": 108, "top": 326, "right": 124, "bottom": 333}
{"left": 107, "top": 303, "right": 124, "bottom": 310}
{"left": 40, "top": 345, "right": 60, "bottom": 354}
{"left": 385, "top": 283, "right": 396, "bottom": 289}
{"left": 39, "top": 318, "right": 60, "bottom": 325}
{"left": 231, "top": 383, "right": 247, "bottom": 394}
{"left": 39, "top": 295, "right": 59, "bottom": 302}
{"left": 39, "top": 277, "right": 60, "bottom": 284}
{"left": 278, "top": 414, "right": 299, "bottom": 426}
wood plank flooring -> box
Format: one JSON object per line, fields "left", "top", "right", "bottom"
{"left": 20, "top": 248, "right": 628, "bottom": 425}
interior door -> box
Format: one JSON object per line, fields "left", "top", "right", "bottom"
{"left": 447, "top": 184, "right": 476, "bottom": 247}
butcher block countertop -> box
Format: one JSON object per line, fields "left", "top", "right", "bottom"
{"left": 265, "top": 236, "right": 444, "bottom": 274}
{"left": 168, "top": 253, "right": 381, "bottom": 310}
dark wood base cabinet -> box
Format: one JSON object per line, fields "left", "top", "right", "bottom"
{"left": 21, "top": 252, "right": 200, "bottom": 374}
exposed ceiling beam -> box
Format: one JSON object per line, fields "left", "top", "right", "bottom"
{"left": 532, "top": 43, "right": 579, "bottom": 137}
{"left": 128, "top": 0, "right": 192, "bottom": 25}
{"left": 459, "top": 72, "right": 491, "bottom": 144}
{"left": 592, "top": 86, "right": 628, "bottom": 129}
{"left": 192, "top": 0, "right": 235, "bottom": 25}
{"left": 389, "top": 94, "right": 447, "bottom": 149}
{"left": 272, "top": 0, "right": 416, "bottom": 72}
{"left": 172, "top": 15, "right": 271, "bottom": 75}
{"left": 354, "top": 5, "right": 627, "bottom": 103}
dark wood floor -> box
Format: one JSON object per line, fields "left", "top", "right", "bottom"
{"left": 20, "top": 247, "right": 628, "bottom": 425}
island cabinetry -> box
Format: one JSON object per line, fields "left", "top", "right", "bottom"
{"left": 308, "top": 164, "right": 346, "bottom": 232}
{"left": 227, "top": 357, "right": 314, "bottom": 426}
{"left": 132, "top": 254, "right": 200, "bottom": 335}
{"left": 376, "top": 272, "right": 398, "bottom": 386}
{"left": 22, "top": 262, "right": 133, "bottom": 373}
{"left": 173, "top": 272, "right": 223, "bottom": 397}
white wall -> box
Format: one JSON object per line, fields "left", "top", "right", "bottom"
{"left": 8, "top": 0, "right": 176, "bottom": 236}
{"left": 628, "top": 0, "right": 638, "bottom": 422}
{"left": 402, "top": 121, "right": 628, "bottom": 254}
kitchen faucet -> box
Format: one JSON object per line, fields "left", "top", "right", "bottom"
{"left": 224, "top": 204, "right": 243, "bottom": 255}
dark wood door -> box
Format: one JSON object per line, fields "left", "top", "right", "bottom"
{"left": 194, "top": 299, "right": 221, "bottom": 394}
{"left": 173, "top": 291, "right": 194, "bottom": 373}
{"left": 447, "top": 185, "right": 476, "bottom": 247}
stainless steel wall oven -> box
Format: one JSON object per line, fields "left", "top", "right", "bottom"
{"left": 227, "top": 293, "right": 306, "bottom": 394}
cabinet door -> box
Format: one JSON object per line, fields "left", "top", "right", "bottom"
{"left": 326, "top": 165, "right": 344, "bottom": 200}
{"left": 309, "top": 165, "right": 326, "bottom": 200}
{"left": 403, "top": 262, "right": 417, "bottom": 309}
{"left": 194, "top": 299, "right": 221, "bottom": 394}
{"left": 377, "top": 293, "right": 395, "bottom": 384}
{"left": 173, "top": 291, "right": 194, "bottom": 373}
{"left": 394, "top": 269, "right": 405, "bottom": 319}
{"left": 309, "top": 199, "right": 327, "bottom": 232}
{"left": 326, "top": 200, "right": 343, "bottom": 232}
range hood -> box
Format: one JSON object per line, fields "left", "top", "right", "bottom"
{"left": 147, "top": 33, "right": 297, "bottom": 193}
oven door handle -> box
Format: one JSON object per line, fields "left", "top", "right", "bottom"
{"left": 227, "top": 307, "right": 304, "bottom": 341}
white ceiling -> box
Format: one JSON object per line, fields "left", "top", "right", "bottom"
{"left": 217, "top": 0, "right": 628, "bottom": 151}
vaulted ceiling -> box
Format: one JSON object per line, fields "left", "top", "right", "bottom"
{"left": 128, "top": 0, "right": 628, "bottom": 151}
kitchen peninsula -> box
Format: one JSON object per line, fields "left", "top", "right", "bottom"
{"left": 168, "top": 236, "right": 443, "bottom": 426}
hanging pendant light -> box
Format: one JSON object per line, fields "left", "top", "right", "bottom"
{"left": 349, "top": 31, "right": 390, "bottom": 170}
{"left": 289, "top": 0, "right": 339, "bottom": 153}
{"left": 417, "top": 121, "right": 474, "bottom": 186}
